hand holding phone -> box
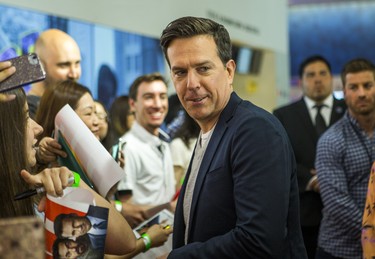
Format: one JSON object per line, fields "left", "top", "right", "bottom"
{"left": 0, "top": 60, "right": 16, "bottom": 82}
{"left": 0, "top": 53, "right": 46, "bottom": 93}
{"left": 117, "top": 138, "right": 126, "bottom": 168}
{"left": 0, "top": 61, "right": 16, "bottom": 101}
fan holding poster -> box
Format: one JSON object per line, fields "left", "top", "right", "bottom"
{"left": 35, "top": 81, "right": 124, "bottom": 198}
{"left": 45, "top": 187, "right": 109, "bottom": 259}
{"left": 54, "top": 104, "right": 124, "bottom": 198}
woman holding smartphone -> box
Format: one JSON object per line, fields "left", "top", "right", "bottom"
{"left": 0, "top": 61, "right": 16, "bottom": 102}
{"left": 0, "top": 88, "right": 136, "bottom": 255}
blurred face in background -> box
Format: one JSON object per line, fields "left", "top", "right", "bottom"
{"left": 75, "top": 93, "right": 100, "bottom": 139}
{"left": 301, "top": 61, "right": 333, "bottom": 103}
{"left": 40, "top": 35, "right": 81, "bottom": 88}
{"left": 94, "top": 101, "right": 109, "bottom": 141}
{"left": 343, "top": 70, "right": 375, "bottom": 118}
{"left": 130, "top": 80, "right": 168, "bottom": 136}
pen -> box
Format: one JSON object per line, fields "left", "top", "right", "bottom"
{"left": 14, "top": 176, "right": 75, "bottom": 201}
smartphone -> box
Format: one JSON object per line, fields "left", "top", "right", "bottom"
{"left": 0, "top": 53, "right": 46, "bottom": 93}
{"left": 116, "top": 138, "right": 127, "bottom": 162}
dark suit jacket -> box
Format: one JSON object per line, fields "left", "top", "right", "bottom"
{"left": 273, "top": 97, "right": 346, "bottom": 226}
{"left": 86, "top": 206, "right": 108, "bottom": 251}
{"left": 170, "top": 92, "right": 307, "bottom": 258}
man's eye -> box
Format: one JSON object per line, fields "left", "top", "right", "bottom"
{"left": 174, "top": 70, "right": 186, "bottom": 77}
{"left": 198, "top": 67, "right": 209, "bottom": 73}
{"left": 306, "top": 73, "right": 314, "bottom": 78}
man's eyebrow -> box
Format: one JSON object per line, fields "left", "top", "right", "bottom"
{"left": 171, "top": 61, "right": 212, "bottom": 71}
{"left": 56, "top": 61, "right": 74, "bottom": 66}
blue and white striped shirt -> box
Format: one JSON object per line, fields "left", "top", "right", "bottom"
{"left": 316, "top": 112, "right": 375, "bottom": 258}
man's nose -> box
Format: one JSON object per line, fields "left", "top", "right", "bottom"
{"left": 67, "top": 65, "right": 80, "bottom": 80}
{"left": 186, "top": 72, "right": 200, "bottom": 90}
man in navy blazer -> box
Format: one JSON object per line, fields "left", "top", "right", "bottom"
{"left": 160, "top": 16, "right": 307, "bottom": 258}
{"left": 273, "top": 55, "right": 346, "bottom": 258}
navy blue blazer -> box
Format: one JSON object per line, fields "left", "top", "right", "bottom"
{"left": 86, "top": 206, "right": 108, "bottom": 251}
{"left": 170, "top": 92, "right": 307, "bottom": 258}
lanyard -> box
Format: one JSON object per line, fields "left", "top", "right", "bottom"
{"left": 349, "top": 119, "right": 374, "bottom": 169}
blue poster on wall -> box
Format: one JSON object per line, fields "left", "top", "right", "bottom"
{"left": 0, "top": 4, "right": 165, "bottom": 108}
{"left": 289, "top": 3, "right": 375, "bottom": 81}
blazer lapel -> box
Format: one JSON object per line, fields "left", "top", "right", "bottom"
{"left": 186, "top": 92, "right": 240, "bottom": 241}
{"left": 330, "top": 98, "right": 346, "bottom": 125}
{"left": 295, "top": 99, "right": 317, "bottom": 141}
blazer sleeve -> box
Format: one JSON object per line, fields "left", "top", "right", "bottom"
{"left": 273, "top": 107, "right": 315, "bottom": 192}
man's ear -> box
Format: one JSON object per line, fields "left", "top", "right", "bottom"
{"left": 226, "top": 59, "right": 236, "bottom": 84}
{"left": 129, "top": 98, "right": 135, "bottom": 109}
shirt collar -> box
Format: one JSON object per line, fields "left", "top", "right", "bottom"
{"left": 130, "top": 121, "right": 164, "bottom": 147}
{"left": 304, "top": 95, "right": 334, "bottom": 111}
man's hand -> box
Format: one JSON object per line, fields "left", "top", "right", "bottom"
{"left": 145, "top": 224, "right": 173, "bottom": 248}
{"left": 306, "top": 175, "right": 320, "bottom": 193}
{"left": 121, "top": 202, "right": 148, "bottom": 228}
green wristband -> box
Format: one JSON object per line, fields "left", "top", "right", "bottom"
{"left": 141, "top": 233, "right": 151, "bottom": 252}
{"left": 114, "top": 200, "right": 122, "bottom": 212}
{"left": 72, "top": 172, "right": 81, "bottom": 187}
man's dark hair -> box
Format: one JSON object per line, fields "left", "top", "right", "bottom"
{"left": 341, "top": 58, "right": 375, "bottom": 86}
{"left": 54, "top": 213, "right": 78, "bottom": 239}
{"left": 298, "top": 55, "right": 332, "bottom": 79}
{"left": 128, "top": 72, "right": 168, "bottom": 101}
{"left": 160, "top": 16, "right": 232, "bottom": 67}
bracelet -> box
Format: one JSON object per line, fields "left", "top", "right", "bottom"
{"left": 114, "top": 200, "right": 122, "bottom": 213}
{"left": 141, "top": 233, "right": 151, "bottom": 252}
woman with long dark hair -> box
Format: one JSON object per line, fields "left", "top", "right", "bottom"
{"left": 0, "top": 88, "right": 136, "bottom": 255}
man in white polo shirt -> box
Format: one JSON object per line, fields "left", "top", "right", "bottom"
{"left": 117, "top": 73, "right": 176, "bottom": 227}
